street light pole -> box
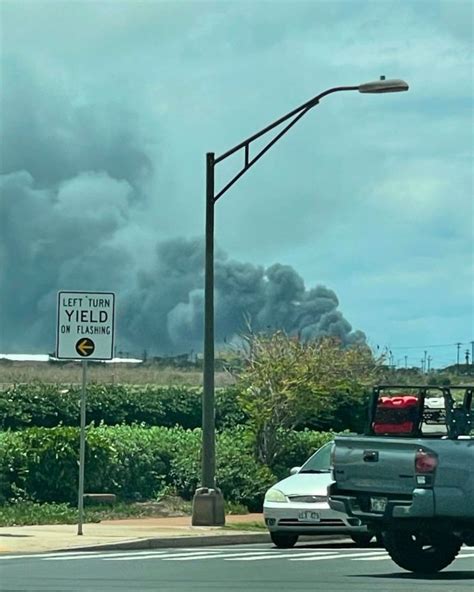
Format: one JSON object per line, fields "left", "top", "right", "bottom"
{"left": 203, "top": 152, "right": 216, "bottom": 490}
{"left": 192, "top": 77, "right": 409, "bottom": 526}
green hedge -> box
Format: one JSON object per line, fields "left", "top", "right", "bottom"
{"left": 0, "top": 383, "right": 367, "bottom": 433}
{"left": 0, "top": 426, "right": 334, "bottom": 510}
{"left": 0, "top": 384, "right": 247, "bottom": 431}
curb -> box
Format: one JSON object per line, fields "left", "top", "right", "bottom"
{"left": 51, "top": 532, "right": 272, "bottom": 553}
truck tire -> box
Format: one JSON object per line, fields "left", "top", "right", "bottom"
{"left": 270, "top": 532, "right": 298, "bottom": 548}
{"left": 383, "top": 529, "right": 462, "bottom": 573}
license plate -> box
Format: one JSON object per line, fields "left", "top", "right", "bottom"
{"left": 370, "top": 496, "right": 388, "bottom": 512}
{"left": 298, "top": 511, "right": 320, "bottom": 522}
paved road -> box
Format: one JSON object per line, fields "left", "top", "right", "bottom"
{"left": 1, "top": 542, "right": 473, "bottom": 591}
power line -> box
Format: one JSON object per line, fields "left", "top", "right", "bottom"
{"left": 388, "top": 342, "right": 471, "bottom": 350}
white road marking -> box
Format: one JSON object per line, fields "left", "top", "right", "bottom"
{"left": 291, "top": 551, "right": 388, "bottom": 562}
{"left": 43, "top": 550, "right": 172, "bottom": 561}
{"left": 0, "top": 550, "right": 110, "bottom": 560}
{"left": 106, "top": 550, "right": 227, "bottom": 561}
{"left": 162, "top": 550, "right": 284, "bottom": 561}
{"left": 225, "top": 551, "right": 337, "bottom": 561}
{"left": 353, "top": 555, "right": 390, "bottom": 561}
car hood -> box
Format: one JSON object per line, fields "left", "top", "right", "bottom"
{"left": 271, "top": 472, "right": 333, "bottom": 497}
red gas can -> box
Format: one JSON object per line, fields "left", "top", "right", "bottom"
{"left": 373, "top": 394, "right": 419, "bottom": 434}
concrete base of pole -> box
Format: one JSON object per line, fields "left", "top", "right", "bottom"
{"left": 191, "top": 487, "right": 225, "bottom": 526}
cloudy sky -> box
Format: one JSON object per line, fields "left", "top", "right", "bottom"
{"left": 0, "top": 0, "right": 472, "bottom": 367}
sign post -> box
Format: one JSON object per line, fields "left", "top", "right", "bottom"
{"left": 56, "top": 291, "right": 115, "bottom": 535}
{"left": 78, "top": 360, "right": 87, "bottom": 535}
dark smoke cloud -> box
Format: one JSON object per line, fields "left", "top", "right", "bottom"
{"left": 117, "top": 243, "right": 366, "bottom": 354}
{"left": 0, "top": 58, "right": 365, "bottom": 355}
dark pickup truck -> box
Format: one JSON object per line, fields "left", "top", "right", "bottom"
{"left": 329, "top": 385, "right": 474, "bottom": 573}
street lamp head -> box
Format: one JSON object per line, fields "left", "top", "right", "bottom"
{"left": 358, "top": 77, "right": 409, "bottom": 94}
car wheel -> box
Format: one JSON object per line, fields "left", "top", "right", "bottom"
{"left": 350, "top": 533, "right": 374, "bottom": 547}
{"left": 270, "top": 532, "right": 299, "bottom": 548}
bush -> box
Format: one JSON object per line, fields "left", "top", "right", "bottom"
{"left": 0, "top": 425, "right": 332, "bottom": 510}
{"left": 168, "top": 427, "right": 275, "bottom": 511}
{"left": 0, "top": 384, "right": 247, "bottom": 431}
{"left": 0, "top": 426, "right": 177, "bottom": 503}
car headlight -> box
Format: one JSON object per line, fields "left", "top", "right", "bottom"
{"left": 264, "top": 488, "right": 288, "bottom": 503}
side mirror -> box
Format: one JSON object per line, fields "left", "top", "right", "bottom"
{"left": 290, "top": 466, "right": 301, "bottom": 476}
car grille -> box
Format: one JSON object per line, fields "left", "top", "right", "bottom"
{"left": 288, "top": 495, "right": 327, "bottom": 503}
{"left": 278, "top": 518, "right": 345, "bottom": 527}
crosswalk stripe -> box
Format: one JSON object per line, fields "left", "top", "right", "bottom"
{"left": 43, "top": 550, "right": 173, "bottom": 561}
{"left": 0, "top": 550, "right": 110, "bottom": 560}
{"left": 106, "top": 550, "right": 226, "bottom": 562}
{"left": 162, "top": 551, "right": 279, "bottom": 561}
{"left": 291, "top": 551, "right": 387, "bottom": 562}
{"left": 353, "top": 555, "right": 390, "bottom": 561}
{"left": 457, "top": 553, "right": 474, "bottom": 558}
{"left": 225, "top": 551, "right": 336, "bottom": 561}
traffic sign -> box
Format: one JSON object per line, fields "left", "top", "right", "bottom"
{"left": 56, "top": 291, "right": 115, "bottom": 360}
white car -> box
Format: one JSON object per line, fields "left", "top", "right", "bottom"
{"left": 263, "top": 441, "right": 375, "bottom": 548}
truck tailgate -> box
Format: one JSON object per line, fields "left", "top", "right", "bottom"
{"left": 332, "top": 435, "right": 422, "bottom": 495}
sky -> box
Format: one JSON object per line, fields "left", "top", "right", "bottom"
{"left": 0, "top": 0, "right": 473, "bottom": 367}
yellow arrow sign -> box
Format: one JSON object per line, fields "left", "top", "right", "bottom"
{"left": 76, "top": 338, "right": 95, "bottom": 357}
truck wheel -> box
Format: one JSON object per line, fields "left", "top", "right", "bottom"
{"left": 383, "top": 529, "right": 462, "bottom": 573}
{"left": 270, "top": 532, "right": 299, "bottom": 548}
{"left": 350, "top": 533, "right": 373, "bottom": 547}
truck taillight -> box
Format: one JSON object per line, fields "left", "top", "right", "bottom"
{"left": 415, "top": 449, "right": 438, "bottom": 473}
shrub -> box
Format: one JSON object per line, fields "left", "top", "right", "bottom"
{"left": 0, "top": 426, "right": 176, "bottom": 503}
{"left": 168, "top": 427, "right": 275, "bottom": 511}
{"left": 0, "top": 425, "right": 333, "bottom": 509}
{"left": 0, "top": 384, "right": 247, "bottom": 431}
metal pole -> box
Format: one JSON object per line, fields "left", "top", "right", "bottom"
{"left": 202, "top": 152, "right": 215, "bottom": 489}
{"left": 77, "top": 360, "right": 87, "bottom": 535}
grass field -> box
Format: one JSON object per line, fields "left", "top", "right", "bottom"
{"left": 0, "top": 360, "right": 235, "bottom": 387}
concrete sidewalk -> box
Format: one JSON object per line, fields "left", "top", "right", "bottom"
{"left": 0, "top": 514, "right": 270, "bottom": 554}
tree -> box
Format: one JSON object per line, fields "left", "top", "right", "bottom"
{"left": 236, "top": 331, "right": 382, "bottom": 464}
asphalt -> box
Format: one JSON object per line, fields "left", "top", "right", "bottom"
{"left": 0, "top": 513, "right": 272, "bottom": 554}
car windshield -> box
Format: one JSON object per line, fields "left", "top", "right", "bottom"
{"left": 298, "top": 442, "right": 332, "bottom": 473}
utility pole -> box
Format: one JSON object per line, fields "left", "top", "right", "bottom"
{"left": 427, "top": 355, "right": 432, "bottom": 373}
{"left": 404, "top": 355, "right": 408, "bottom": 369}
{"left": 465, "top": 349, "right": 470, "bottom": 366}
{"left": 424, "top": 350, "right": 428, "bottom": 374}
{"left": 471, "top": 341, "right": 474, "bottom": 366}
{"left": 421, "top": 358, "right": 425, "bottom": 373}
{"left": 456, "top": 342, "right": 462, "bottom": 372}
